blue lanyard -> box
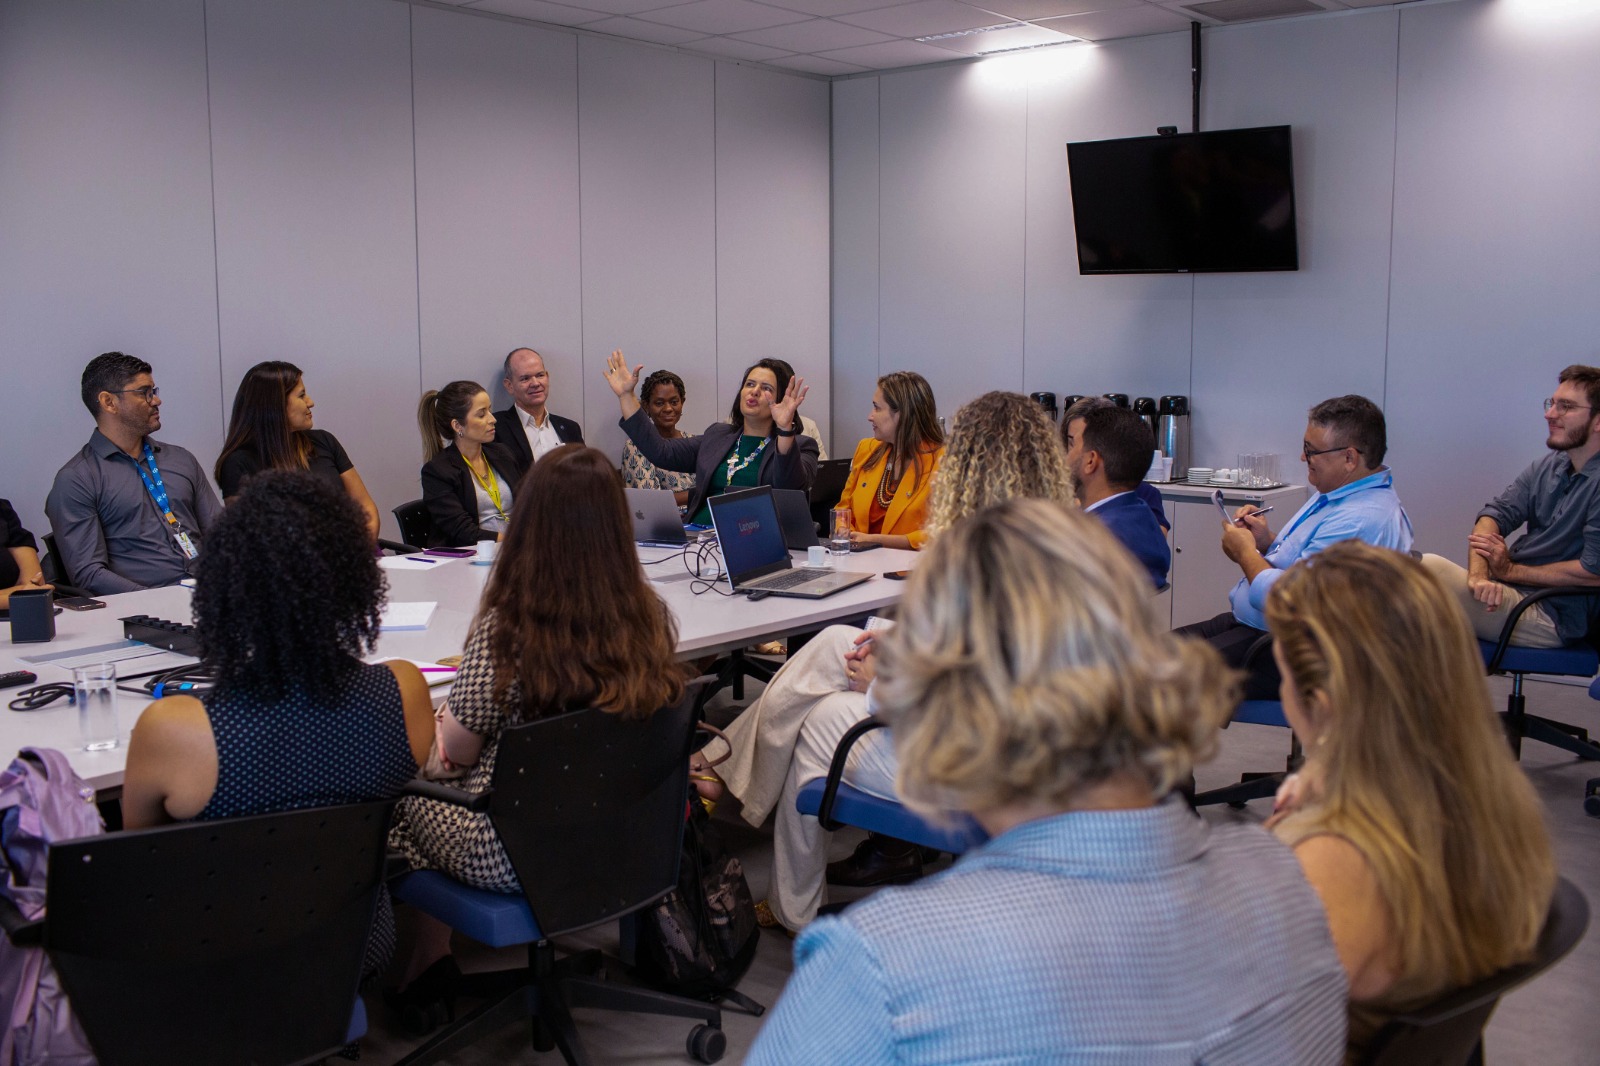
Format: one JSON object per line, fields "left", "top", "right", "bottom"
{"left": 133, "top": 441, "right": 178, "bottom": 525}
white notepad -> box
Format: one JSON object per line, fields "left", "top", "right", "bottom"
{"left": 380, "top": 602, "right": 437, "bottom": 631}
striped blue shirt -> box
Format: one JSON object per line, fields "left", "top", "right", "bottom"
{"left": 748, "top": 798, "right": 1347, "bottom": 1065}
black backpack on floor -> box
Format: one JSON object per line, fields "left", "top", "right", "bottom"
{"left": 632, "top": 797, "right": 764, "bottom": 1016}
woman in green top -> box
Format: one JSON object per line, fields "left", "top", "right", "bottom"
{"left": 605, "top": 350, "right": 819, "bottom": 525}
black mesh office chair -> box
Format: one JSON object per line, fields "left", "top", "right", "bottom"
{"left": 390, "top": 696, "right": 730, "bottom": 1065}
{"left": 393, "top": 499, "right": 432, "bottom": 552}
{"left": 0, "top": 799, "right": 393, "bottom": 1066}
{"left": 1357, "top": 876, "right": 1589, "bottom": 1066}
{"left": 38, "top": 533, "right": 92, "bottom": 599}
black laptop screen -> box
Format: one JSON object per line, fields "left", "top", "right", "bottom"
{"left": 709, "top": 488, "right": 789, "bottom": 582}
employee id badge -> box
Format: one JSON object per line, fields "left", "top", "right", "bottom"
{"left": 173, "top": 530, "right": 199, "bottom": 559}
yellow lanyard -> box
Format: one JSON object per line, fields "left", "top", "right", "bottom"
{"left": 462, "top": 454, "right": 505, "bottom": 518}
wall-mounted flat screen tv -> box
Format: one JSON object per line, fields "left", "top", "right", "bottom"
{"left": 1067, "top": 125, "right": 1299, "bottom": 274}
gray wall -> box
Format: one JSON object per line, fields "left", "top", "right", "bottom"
{"left": 0, "top": 0, "right": 830, "bottom": 543}
{"left": 830, "top": 0, "right": 1600, "bottom": 556}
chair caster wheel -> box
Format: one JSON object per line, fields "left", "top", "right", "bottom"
{"left": 1584, "top": 778, "right": 1600, "bottom": 818}
{"left": 687, "top": 1023, "right": 726, "bottom": 1063}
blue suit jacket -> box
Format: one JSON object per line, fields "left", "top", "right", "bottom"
{"left": 1091, "top": 491, "right": 1171, "bottom": 589}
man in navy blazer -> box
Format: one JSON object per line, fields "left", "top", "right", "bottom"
{"left": 1063, "top": 401, "right": 1171, "bottom": 589}
{"left": 494, "top": 347, "right": 584, "bottom": 482}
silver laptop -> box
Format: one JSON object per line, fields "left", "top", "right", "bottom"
{"left": 706, "top": 487, "right": 873, "bottom": 599}
{"left": 626, "top": 488, "right": 688, "bottom": 547}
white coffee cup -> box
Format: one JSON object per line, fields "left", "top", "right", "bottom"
{"left": 806, "top": 545, "right": 832, "bottom": 568}
{"left": 474, "top": 539, "right": 498, "bottom": 564}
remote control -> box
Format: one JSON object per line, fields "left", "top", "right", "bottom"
{"left": 0, "top": 671, "right": 38, "bottom": 690}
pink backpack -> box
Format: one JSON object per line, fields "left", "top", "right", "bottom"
{"left": 0, "top": 748, "right": 103, "bottom": 1066}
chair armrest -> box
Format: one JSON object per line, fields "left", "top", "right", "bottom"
{"left": 1241, "top": 632, "right": 1274, "bottom": 671}
{"left": 816, "top": 716, "right": 889, "bottom": 832}
{"left": 1484, "top": 586, "right": 1600, "bottom": 673}
{"left": 50, "top": 583, "right": 94, "bottom": 600}
{"left": 401, "top": 777, "right": 494, "bottom": 812}
{"left": 378, "top": 539, "right": 424, "bottom": 555}
{"left": 0, "top": 894, "right": 43, "bottom": 948}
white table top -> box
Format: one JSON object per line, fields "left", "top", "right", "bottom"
{"left": 0, "top": 546, "right": 916, "bottom": 792}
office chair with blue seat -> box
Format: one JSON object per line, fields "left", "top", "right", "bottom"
{"left": 0, "top": 799, "right": 391, "bottom": 1066}
{"left": 1479, "top": 586, "right": 1600, "bottom": 762}
{"left": 794, "top": 716, "right": 989, "bottom": 857}
{"left": 389, "top": 697, "right": 731, "bottom": 1066}
{"left": 1356, "top": 876, "right": 1589, "bottom": 1066}
{"left": 1191, "top": 633, "right": 1300, "bottom": 809}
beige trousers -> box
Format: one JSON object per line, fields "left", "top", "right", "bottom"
{"left": 715, "top": 624, "right": 897, "bottom": 932}
{"left": 1419, "top": 554, "right": 1565, "bottom": 648}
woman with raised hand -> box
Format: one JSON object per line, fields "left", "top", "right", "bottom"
{"left": 385, "top": 445, "right": 689, "bottom": 1029}
{"left": 836, "top": 371, "right": 944, "bottom": 551}
{"left": 1263, "top": 541, "right": 1556, "bottom": 1059}
{"left": 747, "top": 499, "right": 1346, "bottom": 1064}
{"left": 705, "top": 391, "right": 1075, "bottom": 933}
{"left": 215, "top": 360, "right": 381, "bottom": 538}
{"left": 417, "top": 380, "right": 522, "bottom": 547}
{"left": 621, "top": 368, "right": 698, "bottom": 511}
{"left": 604, "top": 350, "right": 818, "bottom": 526}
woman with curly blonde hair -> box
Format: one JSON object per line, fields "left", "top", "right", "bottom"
{"left": 701, "top": 392, "right": 1075, "bottom": 933}
{"left": 1263, "top": 541, "right": 1555, "bottom": 1060}
{"left": 748, "top": 499, "right": 1346, "bottom": 1064}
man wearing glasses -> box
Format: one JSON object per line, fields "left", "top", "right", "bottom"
{"left": 1422, "top": 365, "right": 1600, "bottom": 648}
{"left": 45, "top": 352, "right": 221, "bottom": 594}
{"left": 1176, "top": 395, "right": 1413, "bottom": 696}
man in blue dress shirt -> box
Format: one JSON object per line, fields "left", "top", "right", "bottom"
{"left": 1062, "top": 401, "right": 1171, "bottom": 588}
{"left": 1177, "top": 395, "right": 1413, "bottom": 697}
{"left": 1422, "top": 365, "right": 1600, "bottom": 648}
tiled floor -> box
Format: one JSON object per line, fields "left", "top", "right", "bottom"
{"left": 360, "top": 674, "right": 1600, "bottom": 1065}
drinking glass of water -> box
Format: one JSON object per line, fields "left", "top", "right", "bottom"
{"left": 829, "top": 507, "right": 853, "bottom": 556}
{"left": 73, "top": 663, "right": 119, "bottom": 751}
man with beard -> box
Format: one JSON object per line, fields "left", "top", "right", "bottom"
{"left": 47, "top": 351, "right": 222, "bottom": 593}
{"left": 1423, "top": 365, "right": 1600, "bottom": 647}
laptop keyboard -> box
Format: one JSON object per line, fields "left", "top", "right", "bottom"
{"left": 752, "top": 569, "right": 828, "bottom": 591}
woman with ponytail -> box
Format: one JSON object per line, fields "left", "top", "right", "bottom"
{"left": 417, "top": 381, "right": 522, "bottom": 547}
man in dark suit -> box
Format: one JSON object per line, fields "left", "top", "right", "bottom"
{"left": 1062, "top": 401, "right": 1171, "bottom": 589}
{"left": 494, "top": 347, "right": 584, "bottom": 482}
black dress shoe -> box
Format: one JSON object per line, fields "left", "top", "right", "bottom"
{"left": 826, "top": 836, "right": 924, "bottom": 887}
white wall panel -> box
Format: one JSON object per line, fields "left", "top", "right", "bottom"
{"left": 0, "top": 0, "right": 218, "bottom": 537}
{"left": 879, "top": 63, "right": 1028, "bottom": 414}
{"left": 715, "top": 64, "right": 832, "bottom": 450}
{"left": 831, "top": 77, "right": 881, "bottom": 443}
{"left": 1019, "top": 36, "right": 1194, "bottom": 405}
{"left": 1189, "top": 11, "right": 1400, "bottom": 476}
{"left": 577, "top": 37, "right": 717, "bottom": 458}
{"left": 1387, "top": 0, "right": 1600, "bottom": 554}
{"left": 207, "top": 0, "right": 420, "bottom": 535}
{"left": 412, "top": 7, "right": 583, "bottom": 426}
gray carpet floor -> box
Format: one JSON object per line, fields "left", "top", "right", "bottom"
{"left": 358, "top": 673, "right": 1600, "bottom": 1065}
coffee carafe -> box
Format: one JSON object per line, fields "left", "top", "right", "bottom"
{"left": 1103, "top": 393, "right": 1130, "bottom": 408}
{"left": 1029, "top": 392, "right": 1058, "bottom": 423}
{"left": 1157, "top": 395, "right": 1190, "bottom": 481}
{"left": 1133, "top": 397, "right": 1157, "bottom": 438}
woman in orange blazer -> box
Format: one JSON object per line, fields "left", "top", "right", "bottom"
{"left": 838, "top": 371, "right": 945, "bottom": 551}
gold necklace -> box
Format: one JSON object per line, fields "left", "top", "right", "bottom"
{"left": 875, "top": 451, "right": 904, "bottom": 508}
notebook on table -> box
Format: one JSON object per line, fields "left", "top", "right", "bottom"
{"left": 626, "top": 488, "right": 689, "bottom": 547}
{"left": 707, "top": 487, "right": 873, "bottom": 600}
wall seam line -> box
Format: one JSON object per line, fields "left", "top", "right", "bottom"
{"left": 202, "top": 0, "right": 225, "bottom": 434}
{"left": 409, "top": 6, "right": 423, "bottom": 404}
{"left": 1381, "top": 8, "right": 1402, "bottom": 416}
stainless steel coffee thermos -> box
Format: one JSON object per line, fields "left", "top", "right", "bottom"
{"left": 1157, "top": 395, "right": 1190, "bottom": 481}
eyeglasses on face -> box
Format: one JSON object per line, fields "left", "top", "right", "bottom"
{"left": 1544, "top": 398, "right": 1593, "bottom": 417}
{"left": 1302, "top": 441, "right": 1356, "bottom": 460}
{"left": 110, "top": 385, "right": 160, "bottom": 402}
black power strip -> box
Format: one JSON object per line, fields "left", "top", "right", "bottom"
{"left": 121, "top": 614, "right": 203, "bottom": 657}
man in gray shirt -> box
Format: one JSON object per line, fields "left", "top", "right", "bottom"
{"left": 1423, "top": 363, "right": 1600, "bottom": 647}
{"left": 45, "top": 352, "right": 222, "bottom": 595}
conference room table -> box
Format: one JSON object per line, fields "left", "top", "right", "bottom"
{"left": 0, "top": 545, "right": 918, "bottom": 793}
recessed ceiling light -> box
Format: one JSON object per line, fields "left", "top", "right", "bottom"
{"left": 915, "top": 22, "right": 1026, "bottom": 42}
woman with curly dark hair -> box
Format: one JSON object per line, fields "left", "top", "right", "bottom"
{"left": 121, "top": 469, "right": 435, "bottom": 827}
{"left": 621, "top": 368, "right": 698, "bottom": 510}
{"left": 385, "top": 444, "right": 688, "bottom": 1027}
